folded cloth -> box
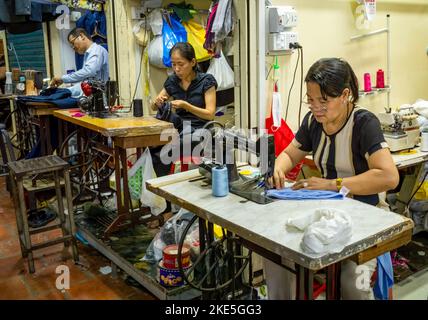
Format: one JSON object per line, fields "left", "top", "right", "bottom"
{"left": 286, "top": 208, "right": 353, "bottom": 255}
{"left": 374, "top": 252, "right": 394, "bottom": 300}
{"left": 17, "top": 88, "right": 78, "bottom": 109}
{"left": 266, "top": 188, "right": 344, "bottom": 200}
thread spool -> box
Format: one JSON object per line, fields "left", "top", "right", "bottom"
{"left": 133, "top": 99, "right": 143, "bottom": 117}
{"left": 376, "top": 69, "right": 385, "bottom": 89}
{"left": 212, "top": 165, "right": 229, "bottom": 197}
{"left": 5, "top": 72, "right": 13, "bottom": 95}
{"left": 421, "top": 131, "right": 428, "bottom": 152}
{"left": 364, "top": 73, "right": 372, "bottom": 92}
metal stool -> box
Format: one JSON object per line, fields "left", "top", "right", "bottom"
{"left": 8, "top": 155, "right": 79, "bottom": 273}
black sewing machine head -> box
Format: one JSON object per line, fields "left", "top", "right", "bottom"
{"left": 78, "top": 80, "right": 119, "bottom": 118}
{"left": 197, "top": 122, "right": 275, "bottom": 204}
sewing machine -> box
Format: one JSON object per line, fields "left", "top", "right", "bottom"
{"left": 378, "top": 109, "right": 420, "bottom": 152}
{"left": 197, "top": 123, "right": 276, "bottom": 204}
{"left": 78, "top": 80, "right": 119, "bottom": 118}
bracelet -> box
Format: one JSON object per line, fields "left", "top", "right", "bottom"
{"left": 336, "top": 178, "right": 343, "bottom": 191}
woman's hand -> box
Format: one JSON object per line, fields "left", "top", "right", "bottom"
{"left": 269, "top": 156, "right": 290, "bottom": 190}
{"left": 170, "top": 100, "right": 189, "bottom": 111}
{"left": 292, "top": 177, "right": 336, "bottom": 191}
{"left": 154, "top": 93, "right": 168, "bottom": 108}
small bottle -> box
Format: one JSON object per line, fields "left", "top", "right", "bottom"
{"left": 364, "top": 73, "right": 372, "bottom": 92}
{"left": 376, "top": 69, "right": 385, "bottom": 89}
{"left": 4, "top": 72, "right": 13, "bottom": 95}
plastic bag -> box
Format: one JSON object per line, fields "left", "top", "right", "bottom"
{"left": 162, "top": 15, "right": 188, "bottom": 68}
{"left": 142, "top": 209, "right": 199, "bottom": 263}
{"left": 182, "top": 20, "right": 211, "bottom": 62}
{"left": 149, "top": 8, "right": 163, "bottom": 36}
{"left": 148, "top": 35, "right": 165, "bottom": 68}
{"left": 206, "top": 51, "right": 234, "bottom": 91}
{"left": 128, "top": 148, "right": 166, "bottom": 215}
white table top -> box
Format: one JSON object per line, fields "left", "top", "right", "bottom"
{"left": 390, "top": 147, "right": 428, "bottom": 168}
{"left": 147, "top": 170, "right": 413, "bottom": 270}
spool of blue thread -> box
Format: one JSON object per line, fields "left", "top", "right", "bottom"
{"left": 212, "top": 166, "right": 229, "bottom": 197}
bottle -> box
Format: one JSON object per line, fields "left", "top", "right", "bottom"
{"left": 5, "top": 72, "right": 13, "bottom": 95}
{"left": 364, "top": 73, "right": 372, "bottom": 92}
{"left": 376, "top": 69, "right": 385, "bottom": 89}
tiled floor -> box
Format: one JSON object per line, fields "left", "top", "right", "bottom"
{"left": 0, "top": 177, "right": 156, "bottom": 300}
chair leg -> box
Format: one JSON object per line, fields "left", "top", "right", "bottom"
{"left": 64, "top": 169, "right": 79, "bottom": 263}
{"left": 9, "top": 173, "right": 27, "bottom": 258}
{"left": 54, "top": 171, "right": 69, "bottom": 249}
{"left": 17, "top": 178, "right": 34, "bottom": 273}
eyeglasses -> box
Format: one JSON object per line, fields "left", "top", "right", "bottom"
{"left": 68, "top": 36, "right": 80, "bottom": 48}
{"left": 302, "top": 97, "right": 332, "bottom": 113}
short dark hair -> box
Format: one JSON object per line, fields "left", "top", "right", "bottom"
{"left": 170, "top": 42, "right": 198, "bottom": 70}
{"left": 305, "top": 58, "right": 359, "bottom": 105}
{"left": 67, "top": 28, "right": 92, "bottom": 41}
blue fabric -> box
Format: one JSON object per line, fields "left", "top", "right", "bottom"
{"left": 62, "top": 42, "right": 109, "bottom": 85}
{"left": 266, "top": 188, "right": 344, "bottom": 200}
{"left": 374, "top": 252, "right": 394, "bottom": 300}
{"left": 75, "top": 10, "right": 108, "bottom": 70}
{"left": 17, "top": 88, "right": 78, "bottom": 109}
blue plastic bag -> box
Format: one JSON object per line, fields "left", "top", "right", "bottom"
{"left": 162, "top": 15, "right": 187, "bottom": 68}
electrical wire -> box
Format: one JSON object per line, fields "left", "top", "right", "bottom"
{"left": 405, "top": 170, "right": 428, "bottom": 207}
{"left": 298, "top": 46, "right": 304, "bottom": 125}
{"left": 285, "top": 47, "right": 300, "bottom": 121}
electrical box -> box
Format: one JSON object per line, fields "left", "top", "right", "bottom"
{"left": 267, "top": 6, "right": 297, "bottom": 33}
{"left": 131, "top": 6, "right": 145, "bottom": 20}
{"left": 266, "top": 6, "right": 298, "bottom": 55}
{"left": 267, "top": 32, "right": 298, "bottom": 52}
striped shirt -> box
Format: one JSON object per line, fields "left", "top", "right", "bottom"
{"left": 292, "top": 107, "right": 388, "bottom": 206}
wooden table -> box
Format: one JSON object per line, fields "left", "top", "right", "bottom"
{"left": 147, "top": 169, "right": 414, "bottom": 300}
{"left": 54, "top": 109, "right": 175, "bottom": 235}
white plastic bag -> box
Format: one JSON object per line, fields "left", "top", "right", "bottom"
{"left": 149, "top": 8, "right": 163, "bottom": 36}
{"left": 206, "top": 51, "right": 234, "bottom": 91}
{"left": 148, "top": 35, "right": 165, "bottom": 68}
{"left": 128, "top": 148, "right": 166, "bottom": 216}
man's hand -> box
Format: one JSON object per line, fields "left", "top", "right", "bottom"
{"left": 50, "top": 77, "right": 64, "bottom": 88}
{"left": 291, "top": 177, "right": 336, "bottom": 191}
{"left": 170, "top": 100, "right": 189, "bottom": 110}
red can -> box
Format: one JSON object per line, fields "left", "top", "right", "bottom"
{"left": 162, "top": 244, "right": 191, "bottom": 269}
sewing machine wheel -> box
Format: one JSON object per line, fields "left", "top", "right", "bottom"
{"left": 58, "top": 129, "right": 114, "bottom": 203}
{"left": 177, "top": 215, "right": 252, "bottom": 298}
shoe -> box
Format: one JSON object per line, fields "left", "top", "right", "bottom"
{"left": 28, "top": 208, "right": 57, "bottom": 229}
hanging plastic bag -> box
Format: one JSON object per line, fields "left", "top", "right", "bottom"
{"left": 133, "top": 19, "right": 150, "bottom": 47}
{"left": 148, "top": 35, "right": 165, "bottom": 68}
{"left": 206, "top": 51, "right": 234, "bottom": 91}
{"left": 265, "top": 96, "right": 303, "bottom": 181}
{"left": 142, "top": 208, "right": 199, "bottom": 263}
{"left": 149, "top": 8, "right": 163, "bottom": 36}
{"left": 182, "top": 19, "right": 211, "bottom": 62}
{"left": 162, "top": 15, "right": 188, "bottom": 68}
{"left": 128, "top": 148, "right": 166, "bottom": 215}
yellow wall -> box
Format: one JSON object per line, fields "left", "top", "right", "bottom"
{"left": 269, "top": 0, "right": 428, "bottom": 131}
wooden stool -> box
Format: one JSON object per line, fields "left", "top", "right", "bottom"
{"left": 8, "top": 155, "right": 79, "bottom": 273}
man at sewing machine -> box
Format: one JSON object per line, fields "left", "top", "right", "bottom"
{"left": 266, "top": 57, "right": 400, "bottom": 300}
{"left": 150, "top": 42, "right": 217, "bottom": 177}
{"left": 50, "top": 28, "right": 109, "bottom": 97}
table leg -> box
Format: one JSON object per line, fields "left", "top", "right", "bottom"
{"left": 396, "top": 163, "right": 424, "bottom": 215}
{"left": 45, "top": 115, "right": 52, "bottom": 155}
{"left": 40, "top": 115, "right": 46, "bottom": 156}
{"left": 296, "top": 264, "right": 305, "bottom": 300}
{"left": 326, "top": 262, "right": 341, "bottom": 300}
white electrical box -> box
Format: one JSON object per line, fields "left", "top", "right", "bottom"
{"left": 266, "top": 6, "right": 298, "bottom": 55}
{"left": 131, "top": 6, "right": 145, "bottom": 20}
{"left": 267, "top": 32, "right": 298, "bottom": 54}
{"left": 267, "top": 6, "right": 297, "bottom": 33}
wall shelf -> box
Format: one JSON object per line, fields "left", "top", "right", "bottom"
{"left": 359, "top": 85, "right": 390, "bottom": 97}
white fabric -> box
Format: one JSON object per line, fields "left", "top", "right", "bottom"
{"left": 272, "top": 92, "right": 282, "bottom": 128}
{"left": 412, "top": 99, "right": 428, "bottom": 119}
{"left": 286, "top": 208, "right": 353, "bottom": 256}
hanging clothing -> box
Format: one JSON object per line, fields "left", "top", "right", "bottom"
{"left": 75, "top": 10, "right": 108, "bottom": 70}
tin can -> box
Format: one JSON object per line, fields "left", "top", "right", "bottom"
{"left": 162, "top": 244, "right": 191, "bottom": 269}
{"left": 158, "top": 260, "right": 192, "bottom": 287}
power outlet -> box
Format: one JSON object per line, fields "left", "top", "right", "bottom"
{"left": 131, "top": 7, "right": 144, "bottom": 20}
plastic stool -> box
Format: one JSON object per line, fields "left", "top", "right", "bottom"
{"left": 8, "top": 155, "right": 79, "bottom": 273}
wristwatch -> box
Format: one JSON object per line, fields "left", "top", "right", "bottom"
{"left": 336, "top": 178, "right": 343, "bottom": 191}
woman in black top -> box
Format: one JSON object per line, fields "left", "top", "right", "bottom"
{"left": 265, "top": 58, "right": 399, "bottom": 300}
{"left": 150, "top": 42, "right": 217, "bottom": 177}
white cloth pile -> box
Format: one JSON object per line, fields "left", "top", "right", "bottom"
{"left": 286, "top": 208, "right": 353, "bottom": 256}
